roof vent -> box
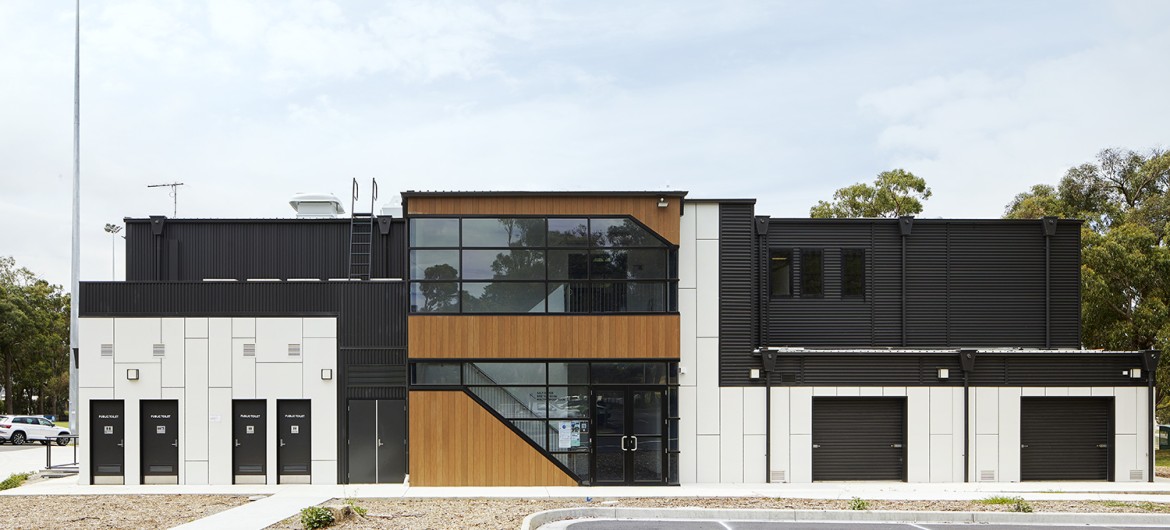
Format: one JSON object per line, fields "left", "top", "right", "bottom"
{"left": 289, "top": 193, "right": 345, "bottom": 218}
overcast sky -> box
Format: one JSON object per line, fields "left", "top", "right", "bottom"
{"left": 1, "top": 0, "right": 1167, "bottom": 287}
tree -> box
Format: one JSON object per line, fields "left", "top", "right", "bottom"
{"left": 0, "top": 257, "right": 71, "bottom": 416}
{"left": 1004, "top": 147, "right": 1170, "bottom": 419}
{"left": 810, "top": 169, "right": 932, "bottom": 218}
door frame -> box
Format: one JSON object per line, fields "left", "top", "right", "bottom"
{"left": 277, "top": 399, "right": 312, "bottom": 484}
{"left": 139, "top": 400, "right": 179, "bottom": 484}
{"left": 590, "top": 385, "right": 668, "bottom": 486}
{"left": 232, "top": 399, "right": 267, "bottom": 484}
{"left": 90, "top": 399, "right": 125, "bottom": 485}
{"left": 810, "top": 396, "right": 908, "bottom": 482}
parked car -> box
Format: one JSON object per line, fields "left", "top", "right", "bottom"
{"left": 0, "top": 415, "right": 71, "bottom": 446}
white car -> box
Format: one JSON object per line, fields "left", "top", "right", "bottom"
{"left": 0, "top": 415, "right": 72, "bottom": 446}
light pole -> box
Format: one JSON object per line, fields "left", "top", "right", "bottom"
{"left": 104, "top": 224, "right": 122, "bottom": 280}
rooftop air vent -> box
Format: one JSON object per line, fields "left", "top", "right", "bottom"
{"left": 289, "top": 193, "right": 345, "bottom": 219}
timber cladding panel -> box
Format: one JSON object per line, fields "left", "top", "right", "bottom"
{"left": 404, "top": 195, "right": 683, "bottom": 245}
{"left": 408, "top": 390, "right": 577, "bottom": 486}
{"left": 409, "top": 315, "right": 680, "bottom": 359}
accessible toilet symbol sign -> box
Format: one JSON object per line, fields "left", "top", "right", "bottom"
{"left": 104, "top": 426, "right": 113, "bottom": 435}
{"left": 291, "top": 425, "right": 299, "bottom": 434}
{"left": 246, "top": 425, "right": 255, "bottom": 434}
{"left": 156, "top": 426, "right": 165, "bottom": 434}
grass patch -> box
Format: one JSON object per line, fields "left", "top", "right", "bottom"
{"left": 977, "top": 495, "right": 1020, "bottom": 505}
{"left": 0, "top": 472, "right": 32, "bottom": 491}
{"left": 847, "top": 497, "right": 870, "bottom": 510}
{"left": 1156, "top": 451, "right": 1170, "bottom": 468}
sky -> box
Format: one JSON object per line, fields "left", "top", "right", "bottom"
{"left": 1, "top": 0, "right": 1167, "bottom": 288}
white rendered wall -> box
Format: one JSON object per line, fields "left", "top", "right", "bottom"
{"left": 78, "top": 316, "right": 338, "bottom": 486}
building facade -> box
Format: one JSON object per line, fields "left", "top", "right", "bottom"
{"left": 76, "top": 191, "right": 1158, "bottom": 486}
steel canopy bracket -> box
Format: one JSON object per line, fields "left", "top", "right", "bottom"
{"left": 959, "top": 348, "right": 977, "bottom": 374}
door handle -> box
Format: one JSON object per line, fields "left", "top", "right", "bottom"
{"left": 1097, "top": 444, "right": 1108, "bottom": 448}
{"left": 1021, "top": 444, "right": 1029, "bottom": 448}
{"left": 235, "top": 439, "right": 241, "bottom": 447}
{"left": 171, "top": 439, "right": 178, "bottom": 447}
{"left": 631, "top": 436, "right": 638, "bottom": 452}
{"left": 117, "top": 440, "right": 124, "bottom": 448}
{"left": 891, "top": 444, "right": 904, "bottom": 448}
{"left": 621, "top": 436, "right": 629, "bottom": 451}
{"left": 280, "top": 439, "right": 286, "bottom": 447}
{"left": 378, "top": 438, "right": 384, "bottom": 447}
{"left": 812, "top": 444, "right": 821, "bottom": 449}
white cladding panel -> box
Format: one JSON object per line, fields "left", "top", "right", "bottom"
{"left": 208, "top": 319, "right": 232, "bottom": 388}
{"left": 789, "top": 387, "right": 812, "bottom": 435}
{"left": 232, "top": 318, "right": 255, "bottom": 339}
{"left": 185, "top": 318, "right": 208, "bottom": 339}
{"left": 257, "top": 363, "right": 303, "bottom": 399}
{"left": 207, "top": 388, "right": 233, "bottom": 484}
{"left": 997, "top": 388, "right": 1021, "bottom": 482}
{"left": 743, "top": 387, "right": 766, "bottom": 436}
{"left": 302, "top": 318, "right": 336, "bottom": 338}
{"left": 678, "top": 205, "right": 698, "bottom": 289}
{"left": 1115, "top": 387, "right": 1138, "bottom": 435}
{"left": 161, "top": 318, "right": 186, "bottom": 388}
{"left": 743, "top": 434, "right": 766, "bottom": 483}
{"left": 678, "top": 386, "right": 698, "bottom": 483}
{"left": 79, "top": 318, "right": 114, "bottom": 388}
{"left": 906, "top": 388, "right": 930, "bottom": 482}
{"left": 114, "top": 318, "right": 160, "bottom": 363}
{"left": 696, "top": 435, "right": 720, "bottom": 482}
{"left": 232, "top": 339, "right": 257, "bottom": 398}
{"left": 312, "top": 460, "right": 338, "bottom": 485}
{"left": 930, "top": 434, "right": 953, "bottom": 482}
{"left": 694, "top": 203, "right": 720, "bottom": 240}
{"left": 695, "top": 337, "right": 720, "bottom": 435}
{"left": 769, "top": 388, "right": 790, "bottom": 481}
{"left": 678, "top": 288, "right": 697, "bottom": 387}
{"left": 185, "top": 461, "right": 209, "bottom": 485}
{"left": 184, "top": 339, "right": 209, "bottom": 461}
{"left": 255, "top": 318, "right": 302, "bottom": 363}
{"left": 929, "top": 387, "right": 952, "bottom": 435}
{"left": 975, "top": 387, "right": 999, "bottom": 435}
{"left": 719, "top": 388, "right": 744, "bottom": 483}
{"left": 695, "top": 239, "right": 720, "bottom": 338}
{"left": 114, "top": 363, "right": 162, "bottom": 401}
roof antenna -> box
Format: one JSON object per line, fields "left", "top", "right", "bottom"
{"left": 147, "top": 182, "right": 185, "bottom": 217}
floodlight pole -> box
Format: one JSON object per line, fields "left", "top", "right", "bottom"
{"left": 68, "top": 0, "right": 80, "bottom": 435}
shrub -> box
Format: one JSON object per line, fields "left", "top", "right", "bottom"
{"left": 977, "top": 495, "right": 1018, "bottom": 505}
{"left": 0, "top": 472, "right": 32, "bottom": 491}
{"left": 300, "top": 506, "right": 335, "bottom": 529}
{"left": 1010, "top": 498, "right": 1033, "bottom": 513}
{"left": 847, "top": 497, "right": 870, "bottom": 510}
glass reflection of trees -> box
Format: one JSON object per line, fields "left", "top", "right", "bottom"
{"left": 409, "top": 217, "right": 677, "bottom": 314}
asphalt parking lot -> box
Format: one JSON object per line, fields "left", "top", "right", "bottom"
{"left": 563, "top": 522, "right": 1170, "bottom": 530}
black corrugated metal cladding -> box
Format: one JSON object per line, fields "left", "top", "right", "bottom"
{"left": 718, "top": 203, "right": 756, "bottom": 387}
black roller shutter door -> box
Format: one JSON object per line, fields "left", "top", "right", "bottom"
{"left": 812, "top": 397, "right": 906, "bottom": 481}
{"left": 1020, "top": 397, "right": 1112, "bottom": 481}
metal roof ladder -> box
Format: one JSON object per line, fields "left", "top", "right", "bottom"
{"left": 348, "top": 178, "right": 377, "bottom": 280}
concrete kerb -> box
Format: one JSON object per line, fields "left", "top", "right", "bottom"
{"left": 521, "top": 507, "right": 1170, "bottom": 530}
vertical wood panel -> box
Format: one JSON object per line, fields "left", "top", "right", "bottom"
{"left": 409, "top": 315, "right": 679, "bottom": 359}
{"left": 409, "top": 391, "right": 577, "bottom": 486}
{"left": 405, "top": 195, "right": 682, "bottom": 245}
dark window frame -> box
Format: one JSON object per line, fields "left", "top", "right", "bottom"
{"left": 768, "top": 248, "right": 794, "bottom": 298}
{"left": 800, "top": 248, "right": 824, "bottom": 298}
{"left": 408, "top": 215, "right": 680, "bottom": 315}
{"left": 840, "top": 248, "right": 866, "bottom": 299}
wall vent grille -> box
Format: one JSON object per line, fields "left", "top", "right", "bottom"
{"left": 770, "top": 470, "right": 785, "bottom": 482}
{"left": 980, "top": 470, "right": 995, "bottom": 481}
{"left": 152, "top": 344, "right": 165, "bottom": 357}
{"left": 243, "top": 343, "right": 256, "bottom": 357}
{"left": 1131, "top": 469, "right": 1144, "bottom": 481}
{"left": 100, "top": 344, "right": 113, "bottom": 357}
{"left": 288, "top": 343, "right": 301, "bottom": 356}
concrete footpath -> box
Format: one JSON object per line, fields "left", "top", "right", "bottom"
{"left": 4, "top": 476, "right": 1170, "bottom": 529}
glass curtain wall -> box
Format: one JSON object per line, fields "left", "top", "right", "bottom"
{"left": 408, "top": 217, "right": 679, "bottom": 314}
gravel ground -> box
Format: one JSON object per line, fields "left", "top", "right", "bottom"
{"left": 267, "top": 497, "right": 1170, "bottom": 530}
{"left": 0, "top": 494, "right": 250, "bottom": 529}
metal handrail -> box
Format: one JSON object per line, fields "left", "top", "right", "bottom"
{"left": 44, "top": 435, "right": 79, "bottom": 471}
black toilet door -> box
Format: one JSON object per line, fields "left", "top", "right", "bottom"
{"left": 90, "top": 400, "right": 125, "bottom": 484}
{"left": 232, "top": 400, "right": 267, "bottom": 483}
{"left": 140, "top": 400, "right": 179, "bottom": 483}
{"left": 277, "top": 400, "right": 311, "bottom": 482}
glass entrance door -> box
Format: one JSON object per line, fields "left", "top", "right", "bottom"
{"left": 592, "top": 387, "right": 665, "bottom": 485}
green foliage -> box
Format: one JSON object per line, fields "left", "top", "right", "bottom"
{"left": 0, "top": 257, "right": 70, "bottom": 417}
{"left": 0, "top": 472, "right": 32, "bottom": 491}
{"left": 344, "top": 499, "right": 368, "bottom": 517}
{"left": 299, "top": 506, "right": 335, "bottom": 529}
{"left": 847, "top": 497, "right": 869, "bottom": 510}
{"left": 1005, "top": 147, "right": 1170, "bottom": 421}
{"left": 811, "top": 169, "right": 931, "bottom": 218}
{"left": 977, "top": 495, "right": 1018, "bottom": 505}
{"left": 1010, "top": 498, "right": 1034, "bottom": 513}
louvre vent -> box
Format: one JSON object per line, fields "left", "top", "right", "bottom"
{"left": 243, "top": 343, "right": 256, "bottom": 357}
{"left": 152, "top": 344, "right": 165, "bottom": 357}
{"left": 288, "top": 343, "right": 301, "bottom": 356}
{"left": 980, "top": 470, "right": 995, "bottom": 482}
{"left": 100, "top": 344, "right": 113, "bottom": 357}
{"left": 1130, "top": 469, "right": 1144, "bottom": 481}
{"left": 770, "top": 470, "right": 785, "bottom": 482}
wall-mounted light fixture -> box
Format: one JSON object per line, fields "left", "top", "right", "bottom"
{"left": 937, "top": 368, "right": 949, "bottom": 379}
{"left": 749, "top": 368, "right": 761, "bottom": 379}
{"left": 1130, "top": 368, "right": 1142, "bottom": 379}
{"left": 321, "top": 369, "right": 333, "bottom": 380}
{"left": 126, "top": 368, "right": 140, "bottom": 381}
{"left": 657, "top": 197, "right": 668, "bottom": 208}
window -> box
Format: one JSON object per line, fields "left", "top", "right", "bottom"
{"left": 842, "top": 249, "right": 865, "bottom": 298}
{"left": 769, "top": 250, "right": 792, "bottom": 297}
{"left": 800, "top": 249, "right": 823, "bottom": 297}
{"left": 408, "top": 217, "right": 679, "bottom": 314}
